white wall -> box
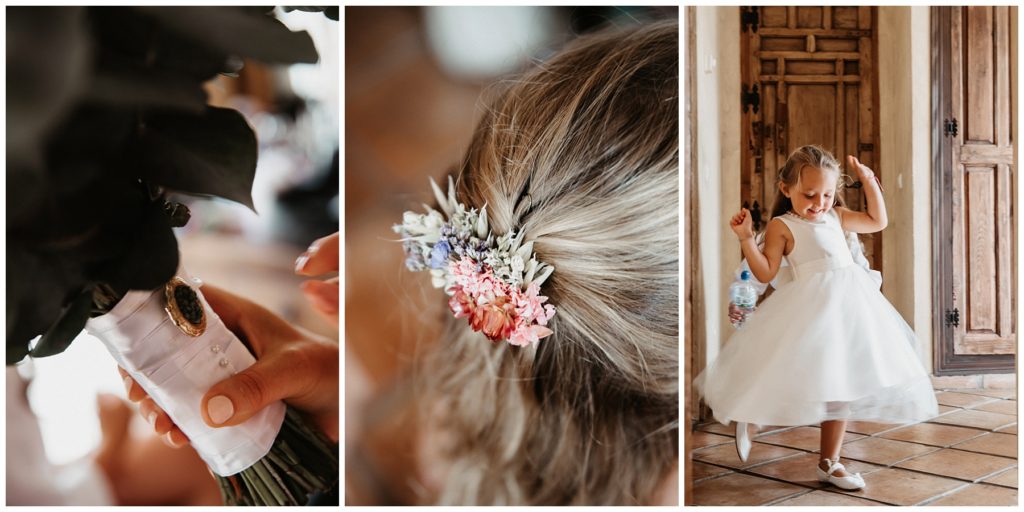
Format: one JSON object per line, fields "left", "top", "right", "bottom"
{"left": 695, "top": 7, "right": 741, "bottom": 366}
{"left": 877, "top": 7, "right": 934, "bottom": 372}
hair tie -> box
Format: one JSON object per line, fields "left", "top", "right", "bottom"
{"left": 393, "top": 176, "right": 557, "bottom": 347}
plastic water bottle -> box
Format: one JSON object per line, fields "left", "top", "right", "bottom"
{"left": 729, "top": 270, "right": 758, "bottom": 329}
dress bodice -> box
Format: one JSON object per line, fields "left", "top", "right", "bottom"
{"left": 777, "top": 209, "right": 853, "bottom": 279}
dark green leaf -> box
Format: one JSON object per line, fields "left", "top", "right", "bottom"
{"left": 84, "top": 71, "right": 208, "bottom": 113}
{"left": 137, "top": 107, "right": 258, "bottom": 210}
{"left": 90, "top": 199, "right": 179, "bottom": 292}
{"left": 30, "top": 286, "right": 94, "bottom": 358}
{"left": 89, "top": 7, "right": 233, "bottom": 83}
{"left": 7, "top": 245, "right": 83, "bottom": 363}
{"left": 7, "top": 343, "right": 30, "bottom": 366}
{"left": 7, "top": 7, "right": 91, "bottom": 164}
{"left": 5, "top": 162, "right": 48, "bottom": 231}
{"left": 134, "top": 7, "right": 319, "bottom": 65}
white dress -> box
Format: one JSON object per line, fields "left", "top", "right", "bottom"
{"left": 695, "top": 209, "right": 939, "bottom": 426}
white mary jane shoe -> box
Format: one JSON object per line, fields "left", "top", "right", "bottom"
{"left": 734, "top": 422, "right": 751, "bottom": 462}
{"left": 816, "top": 458, "right": 865, "bottom": 490}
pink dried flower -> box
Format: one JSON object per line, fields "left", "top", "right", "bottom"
{"left": 444, "top": 256, "right": 556, "bottom": 346}
{"left": 448, "top": 288, "right": 473, "bottom": 319}
{"left": 469, "top": 296, "right": 515, "bottom": 341}
{"left": 508, "top": 324, "right": 554, "bottom": 347}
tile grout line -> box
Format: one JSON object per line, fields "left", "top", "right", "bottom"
{"left": 946, "top": 443, "right": 1018, "bottom": 459}
{"left": 911, "top": 481, "right": 973, "bottom": 506}
{"left": 813, "top": 487, "right": 904, "bottom": 507}
{"left": 969, "top": 465, "right": 1022, "bottom": 486}
{"left": 760, "top": 488, "right": 815, "bottom": 506}
{"left": 880, "top": 462, "right": 1008, "bottom": 486}
{"left": 976, "top": 464, "right": 1019, "bottom": 490}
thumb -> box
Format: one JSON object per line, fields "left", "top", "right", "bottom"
{"left": 201, "top": 354, "right": 308, "bottom": 428}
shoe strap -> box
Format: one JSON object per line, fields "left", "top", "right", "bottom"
{"left": 824, "top": 459, "right": 864, "bottom": 481}
{"left": 822, "top": 458, "right": 846, "bottom": 476}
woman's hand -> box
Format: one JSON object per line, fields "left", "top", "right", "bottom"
{"left": 295, "top": 232, "right": 339, "bottom": 325}
{"left": 120, "top": 285, "right": 340, "bottom": 446}
{"left": 729, "top": 208, "right": 755, "bottom": 241}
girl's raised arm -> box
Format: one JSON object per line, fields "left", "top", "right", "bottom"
{"left": 836, "top": 155, "right": 888, "bottom": 233}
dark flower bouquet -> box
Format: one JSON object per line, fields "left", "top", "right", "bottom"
{"left": 7, "top": 6, "right": 338, "bottom": 505}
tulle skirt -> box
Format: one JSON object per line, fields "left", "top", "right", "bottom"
{"left": 694, "top": 263, "right": 939, "bottom": 427}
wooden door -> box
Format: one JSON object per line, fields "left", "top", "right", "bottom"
{"left": 740, "top": 6, "right": 880, "bottom": 269}
{"left": 933, "top": 6, "right": 1016, "bottom": 374}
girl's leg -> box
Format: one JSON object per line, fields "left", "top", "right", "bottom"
{"left": 819, "top": 420, "right": 850, "bottom": 476}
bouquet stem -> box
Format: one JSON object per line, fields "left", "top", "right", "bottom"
{"left": 218, "top": 408, "right": 338, "bottom": 505}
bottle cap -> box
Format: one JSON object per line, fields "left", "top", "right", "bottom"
{"left": 740, "top": 270, "right": 751, "bottom": 281}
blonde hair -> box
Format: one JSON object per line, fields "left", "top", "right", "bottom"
{"left": 769, "top": 144, "right": 847, "bottom": 220}
{"left": 418, "top": 20, "right": 678, "bottom": 505}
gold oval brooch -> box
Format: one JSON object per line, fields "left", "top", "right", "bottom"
{"left": 164, "top": 277, "right": 206, "bottom": 337}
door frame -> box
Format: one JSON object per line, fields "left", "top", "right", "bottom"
{"left": 931, "top": 6, "right": 1015, "bottom": 375}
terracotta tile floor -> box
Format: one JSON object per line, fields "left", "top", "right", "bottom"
{"left": 690, "top": 389, "right": 1018, "bottom": 506}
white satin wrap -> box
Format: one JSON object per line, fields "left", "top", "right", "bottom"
{"left": 84, "top": 274, "right": 285, "bottom": 476}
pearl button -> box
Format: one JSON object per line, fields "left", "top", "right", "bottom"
{"left": 211, "top": 345, "right": 221, "bottom": 353}
{"left": 219, "top": 359, "right": 229, "bottom": 368}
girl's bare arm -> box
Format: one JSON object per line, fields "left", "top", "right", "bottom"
{"left": 739, "top": 218, "right": 789, "bottom": 283}
{"left": 837, "top": 155, "right": 888, "bottom": 233}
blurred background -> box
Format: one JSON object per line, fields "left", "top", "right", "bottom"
{"left": 9, "top": 7, "right": 338, "bottom": 505}
{"left": 344, "top": 5, "right": 678, "bottom": 504}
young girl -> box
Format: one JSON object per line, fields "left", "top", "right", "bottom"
{"left": 394, "top": 21, "right": 678, "bottom": 505}
{"left": 695, "top": 145, "right": 938, "bottom": 490}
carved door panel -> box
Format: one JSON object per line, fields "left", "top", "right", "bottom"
{"left": 934, "top": 6, "right": 1016, "bottom": 373}
{"left": 740, "top": 6, "right": 880, "bottom": 269}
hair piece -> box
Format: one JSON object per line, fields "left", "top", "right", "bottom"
{"left": 416, "top": 20, "right": 679, "bottom": 505}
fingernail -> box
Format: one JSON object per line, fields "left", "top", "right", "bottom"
{"left": 295, "top": 240, "right": 324, "bottom": 273}
{"left": 294, "top": 253, "right": 310, "bottom": 272}
{"left": 147, "top": 411, "right": 158, "bottom": 428}
{"left": 207, "top": 395, "right": 234, "bottom": 425}
{"left": 163, "top": 433, "right": 179, "bottom": 448}
{"left": 123, "top": 376, "right": 133, "bottom": 395}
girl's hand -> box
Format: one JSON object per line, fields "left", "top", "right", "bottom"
{"left": 847, "top": 155, "right": 883, "bottom": 192}
{"left": 848, "top": 155, "right": 874, "bottom": 181}
{"left": 728, "top": 302, "right": 755, "bottom": 325}
{"left": 730, "top": 208, "right": 754, "bottom": 240}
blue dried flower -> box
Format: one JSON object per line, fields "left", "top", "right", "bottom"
{"left": 429, "top": 238, "right": 452, "bottom": 269}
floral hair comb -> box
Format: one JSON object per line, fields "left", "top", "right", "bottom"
{"left": 393, "top": 176, "right": 556, "bottom": 346}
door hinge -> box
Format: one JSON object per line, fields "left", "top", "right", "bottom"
{"left": 945, "top": 308, "right": 960, "bottom": 328}
{"left": 944, "top": 118, "right": 958, "bottom": 137}
{"left": 742, "top": 83, "right": 760, "bottom": 114}
{"left": 741, "top": 6, "right": 760, "bottom": 33}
